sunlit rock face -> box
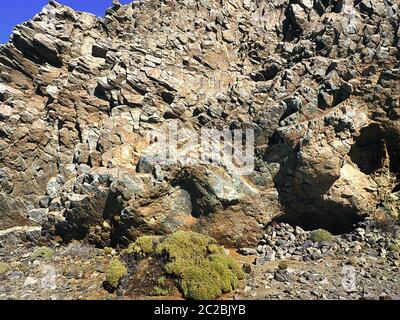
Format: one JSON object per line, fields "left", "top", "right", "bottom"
{"left": 0, "top": 0, "right": 399, "bottom": 247}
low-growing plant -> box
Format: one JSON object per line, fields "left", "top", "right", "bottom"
{"left": 154, "top": 231, "right": 245, "bottom": 300}
{"left": 106, "top": 258, "right": 127, "bottom": 289}
{"left": 157, "top": 276, "right": 166, "bottom": 286}
{"left": 310, "top": 229, "right": 334, "bottom": 243}
{"left": 31, "top": 247, "right": 54, "bottom": 261}
{"left": 135, "top": 235, "right": 161, "bottom": 254}
{"left": 388, "top": 242, "right": 400, "bottom": 253}
{"left": 152, "top": 286, "right": 170, "bottom": 296}
{"left": 104, "top": 247, "right": 113, "bottom": 255}
{"left": 0, "top": 262, "right": 10, "bottom": 275}
{"left": 346, "top": 257, "right": 358, "bottom": 266}
{"left": 108, "top": 231, "right": 244, "bottom": 300}
{"left": 151, "top": 276, "right": 172, "bottom": 296}
{"left": 121, "top": 243, "right": 141, "bottom": 255}
{"left": 278, "top": 261, "right": 289, "bottom": 270}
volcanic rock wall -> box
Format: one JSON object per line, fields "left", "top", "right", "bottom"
{"left": 0, "top": 0, "right": 399, "bottom": 246}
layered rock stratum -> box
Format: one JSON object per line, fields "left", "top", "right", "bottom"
{"left": 0, "top": 0, "right": 399, "bottom": 248}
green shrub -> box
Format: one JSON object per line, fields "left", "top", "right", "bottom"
{"left": 104, "top": 247, "right": 113, "bottom": 255}
{"left": 278, "top": 261, "right": 289, "bottom": 270}
{"left": 153, "top": 286, "right": 170, "bottom": 296}
{"left": 31, "top": 247, "right": 54, "bottom": 261}
{"left": 179, "top": 263, "right": 224, "bottom": 300}
{"left": 0, "top": 262, "right": 10, "bottom": 275}
{"left": 121, "top": 243, "right": 141, "bottom": 255}
{"left": 346, "top": 257, "right": 358, "bottom": 266}
{"left": 135, "top": 235, "right": 161, "bottom": 254}
{"left": 106, "top": 258, "right": 127, "bottom": 289}
{"left": 310, "top": 229, "right": 334, "bottom": 243}
{"left": 151, "top": 277, "right": 171, "bottom": 296}
{"left": 153, "top": 231, "right": 245, "bottom": 300}
{"left": 155, "top": 230, "right": 215, "bottom": 259}
{"left": 388, "top": 242, "right": 400, "bottom": 253}
{"left": 157, "top": 277, "right": 166, "bottom": 286}
{"left": 112, "top": 231, "right": 244, "bottom": 299}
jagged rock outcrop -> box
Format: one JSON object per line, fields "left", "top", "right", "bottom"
{"left": 0, "top": 0, "right": 399, "bottom": 247}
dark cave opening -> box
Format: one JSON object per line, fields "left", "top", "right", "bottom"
{"left": 275, "top": 204, "right": 365, "bottom": 235}
{"left": 349, "top": 123, "right": 387, "bottom": 175}
{"left": 271, "top": 147, "right": 366, "bottom": 235}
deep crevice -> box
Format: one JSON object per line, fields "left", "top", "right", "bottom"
{"left": 282, "top": 4, "right": 303, "bottom": 42}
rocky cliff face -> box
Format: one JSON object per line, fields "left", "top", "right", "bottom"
{"left": 0, "top": 0, "right": 399, "bottom": 247}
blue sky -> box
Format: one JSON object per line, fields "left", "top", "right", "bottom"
{"left": 0, "top": 0, "right": 132, "bottom": 44}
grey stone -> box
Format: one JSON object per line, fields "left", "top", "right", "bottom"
{"left": 28, "top": 208, "right": 49, "bottom": 223}
{"left": 239, "top": 248, "right": 257, "bottom": 256}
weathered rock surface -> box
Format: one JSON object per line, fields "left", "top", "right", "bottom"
{"left": 0, "top": 0, "right": 399, "bottom": 247}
